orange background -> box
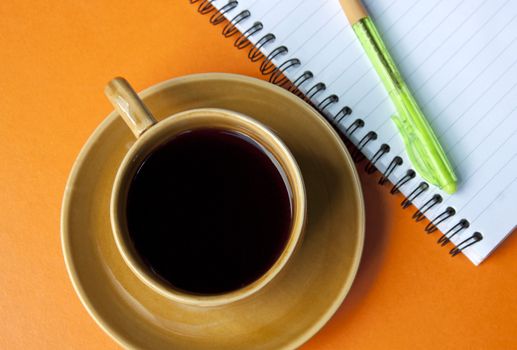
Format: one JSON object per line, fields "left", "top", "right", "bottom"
{"left": 1, "top": 1, "right": 516, "bottom": 349}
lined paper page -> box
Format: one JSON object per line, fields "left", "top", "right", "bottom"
{"left": 212, "top": 0, "right": 517, "bottom": 264}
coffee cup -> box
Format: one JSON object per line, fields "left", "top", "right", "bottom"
{"left": 105, "top": 77, "right": 306, "bottom": 307}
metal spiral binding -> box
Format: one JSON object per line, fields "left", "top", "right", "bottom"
{"left": 318, "top": 94, "right": 339, "bottom": 113}
{"left": 249, "top": 33, "right": 275, "bottom": 62}
{"left": 191, "top": 0, "right": 483, "bottom": 257}
{"left": 438, "top": 219, "right": 469, "bottom": 246}
{"left": 234, "top": 22, "right": 263, "bottom": 49}
{"left": 269, "top": 58, "right": 300, "bottom": 86}
{"left": 450, "top": 232, "right": 483, "bottom": 257}
{"left": 390, "top": 169, "right": 416, "bottom": 195}
{"left": 260, "top": 46, "right": 288, "bottom": 75}
{"left": 352, "top": 131, "right": 377, "bottom": 162}
{"left": 223, "top": 10, "right": 250, "bottom": 37}
{"left": 401, "top": 181, "right": 428, "bottom": 209}
{"left": 413, "top": 194, "right": 442, "bottom": 222}
{"left": 306, "top": 82, "right": 326, "bottom": 100}
{"left": 334, "top": 106, "right": 353, "bottom": 123}
{"left": 289, "top": 71, "right": 313, "bottom": 93}
{"left": 210, "top": 1, "right": 238, "bottom": 25}
{"left": 425, "top": 207, "right": 455, "bottom": 233}
{"left": 379, "top": 156, "right": 403, "bottom": 185}
{"left": 364, "top": 143, "right": 389, "bottom": 174}
{"left": 197, "top": 0, "right": 216, "bottom": 15}
{"left": 346, "top": 119, "right": 365, "bottom": 136}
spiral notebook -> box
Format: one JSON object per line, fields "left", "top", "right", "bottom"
{"left": 192, "top": 0, "right": 517, "bottom": 265}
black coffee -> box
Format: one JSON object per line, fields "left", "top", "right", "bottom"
{"left": 126, "top": 128, "right": 292, "bottom": 295}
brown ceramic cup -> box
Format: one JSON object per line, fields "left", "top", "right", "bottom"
{"left": 104, "top": 77, "right": 306, "bottom": 307}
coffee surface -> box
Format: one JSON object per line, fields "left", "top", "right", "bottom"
{"left": 126, "top": 128, "right": 292, "bottom": 294}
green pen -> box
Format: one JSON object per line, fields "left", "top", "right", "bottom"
{"left": 338, "top": 0, "right": 458, "bottom": 194}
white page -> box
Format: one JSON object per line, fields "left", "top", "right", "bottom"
{"left": 210, "top": 0, "right": 517, "bottom": 265}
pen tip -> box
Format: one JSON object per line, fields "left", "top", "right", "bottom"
{"left": 443, "top": 182, "right": 457, "bottom": 194}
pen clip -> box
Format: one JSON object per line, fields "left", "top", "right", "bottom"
{"left": 392, "top": 114, "right": 437, "bottom": 186}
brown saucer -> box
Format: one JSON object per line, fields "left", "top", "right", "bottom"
{"left": 61, "top": 73, "right": 364, "bottom": 349}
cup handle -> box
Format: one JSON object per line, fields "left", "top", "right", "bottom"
{"left": 104, "top": 77, "right": 157, "bottom": 138}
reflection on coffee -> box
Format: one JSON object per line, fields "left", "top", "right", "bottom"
{"left": 126, "top": 128, "right": 292, "bottom": 294}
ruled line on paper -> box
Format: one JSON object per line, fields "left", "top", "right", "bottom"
{"left": 424, "top": 113, "right": 517, "bottom": 215}
{"left": 444, "top": 72, "right": 517, "bottom": 154}
{"left": 471, "top": 173, "right": 517, "bottom": 224}
{"left": 352, "top": 0, "right": 486, "bottom": 129}
{"left": 265, "top": 0, "right": 315, "bottom": 35}
{"left": 377, "top": 1, "right": 511, "bottom": 143}
{"left": 272, "top": 0, "right": 333, "bottom": 44}
{"left": 455, "top": 153, "right": 517, "bottom": 218}
{"left": 420, "top": 30, "right": 517, "bottom": 120}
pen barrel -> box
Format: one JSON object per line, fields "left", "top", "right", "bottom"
{"left": 352, "top": 17, "right": 402, "bottom": 92}
{"left": 389, "top": 85, "right": 457, "bottom": 192}
{"left": 352, "top": 17, "right": 457, "bottom": 193}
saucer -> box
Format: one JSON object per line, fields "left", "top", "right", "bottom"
{"left": 61, "top": 73, "right": 364, "bottom": 349}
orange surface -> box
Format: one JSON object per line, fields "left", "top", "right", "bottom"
{"left": 1, "top": 1, "right": 516, "bottom": 349}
